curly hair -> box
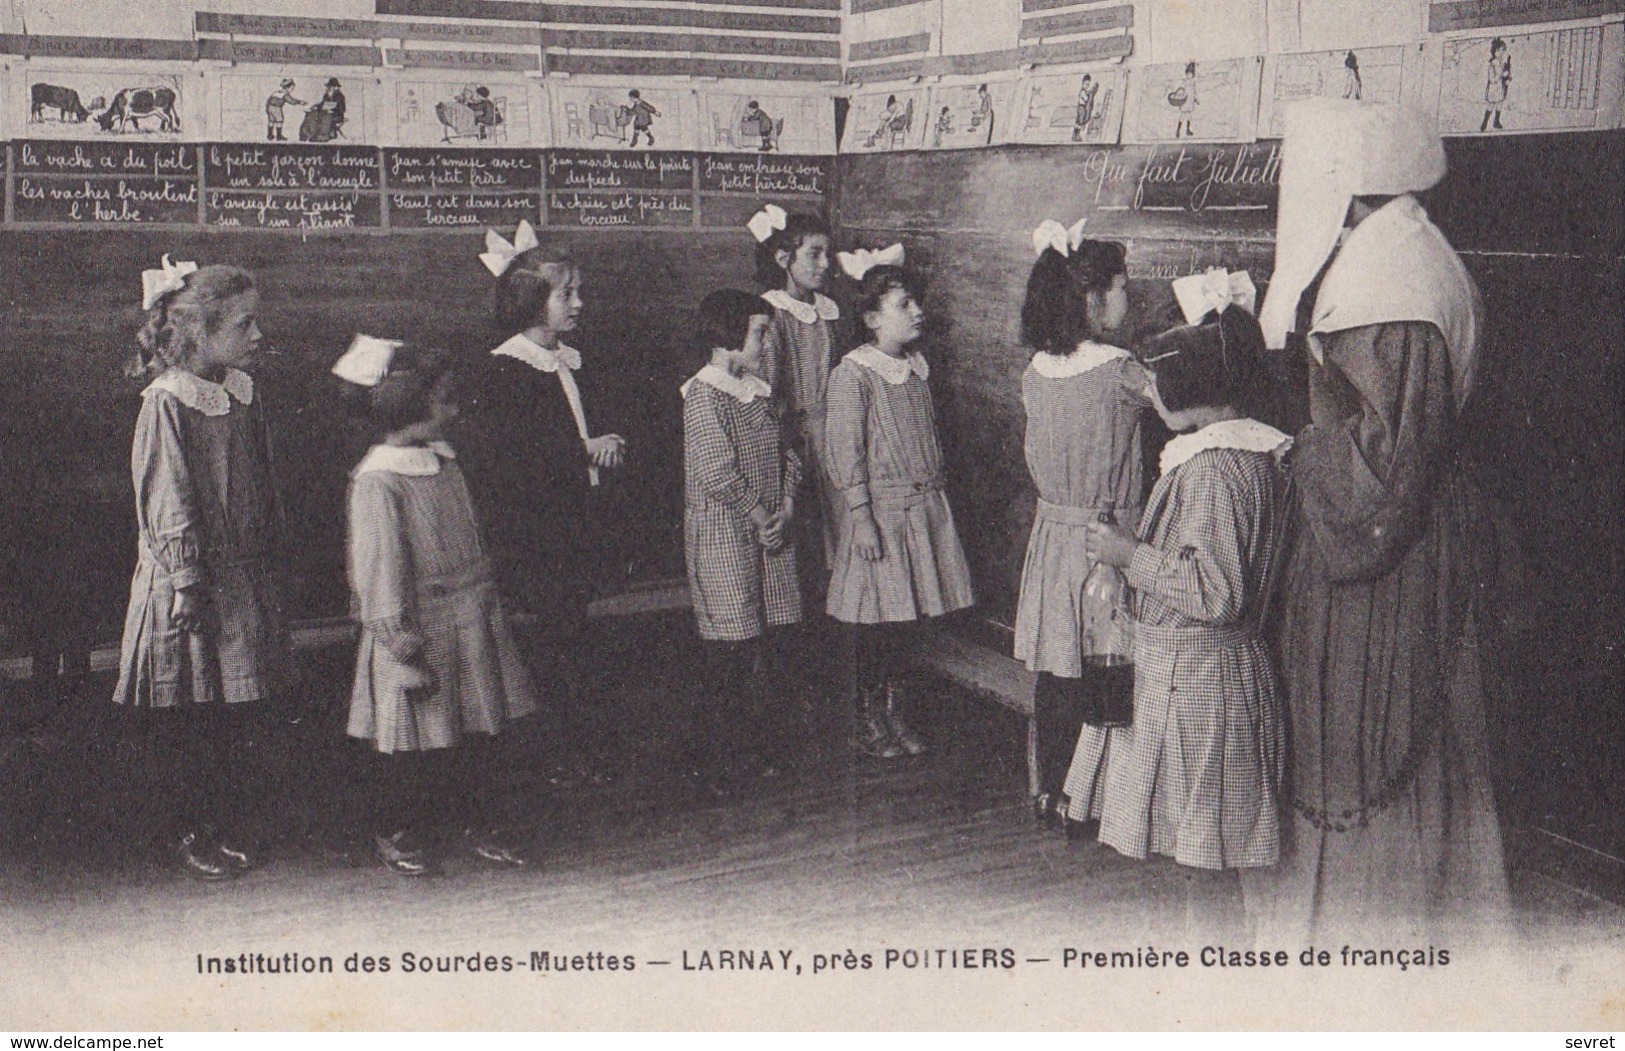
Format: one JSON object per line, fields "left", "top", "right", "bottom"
{"left": 494, "top": 247, "right": 576, "bottom": 334}
{"left": 753, "top": 211, "right": 831, "bottom": 289}
{"left": 1019, "top": 238, "right": 1126, "bottom": 356}
{"left": 126, "top": 265, "right": 257, "bottom": 382}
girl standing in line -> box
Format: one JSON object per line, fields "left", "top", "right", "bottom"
{"left": 114, "top": 257, "right": 287, "bottom": 881}
{"left": 824, "top": 255, "right": 975, "bottom": 759}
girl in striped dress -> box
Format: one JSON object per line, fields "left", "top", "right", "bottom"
{"left": 824, "top": 258, "right": 975, "bottom": 759}
{"left": 682, "top": 291, "right": 804, "bottom": 791}
{"left": 1083, "top": 306, "right": 1290, "bottom": 929}
{"left": 335, "top": 339, "right": 539, "bottom": 876}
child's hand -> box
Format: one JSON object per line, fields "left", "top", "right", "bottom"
{"left": 758, "top": 512, "right": 787, "bottom": 551}
{"left": 398, "top": 662, "right": 437, "bottom": 698}
{"left": 1085, "top": 520, "right": 1139, "bottom": 569}
{"left": 170, "top": 587, "right": 207, "bottom": 633}
{"left": 852, "top": 509, "right": 883, "bottom": 562}
{"left": 586, "top": 434, "right": 626, "bottom": 469}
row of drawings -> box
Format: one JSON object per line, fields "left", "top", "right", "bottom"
{"left": 843, "top": 23, "right": 1625, "bottom": 152}
{"left": 10, "top": 66, "right": 839, "bottom": 155}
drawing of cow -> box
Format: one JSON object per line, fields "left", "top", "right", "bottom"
{"left": 96, "top": 87, "right": 181, "bottom": 134}
{"left": 30, "top": 83, "right": 100, "bottom": 123}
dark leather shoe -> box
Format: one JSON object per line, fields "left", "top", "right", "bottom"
{"left": 373, "top": 831, "right": 438, "bottom": 877}
{"left": 179, "top": 832, "right": 237, "bottom": 882}
{"left": 1064, "top": 817, "right": 1101, "bottom": 844}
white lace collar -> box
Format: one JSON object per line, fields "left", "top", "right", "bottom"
{"left": 353, "top": 440, "right": 457, "bottom": 478}
{"left": 762, "top": 289, "right": 839, "bottom": 325}
{"left": 142, "top": 368, "right": 255, "bottom": 417}
{"left": 1159, "top": 418, "right": 1292, "bottom": 477}
{"left": 680, "top": 364, "right": 773, "bottom": 403}
{"left": 492, "top": 332, "right": 582, "bottom": 373}
{"left": 847, "top": 344, "right": 928, "bottom": 385}
{"left": 1031, "top": 342, "right": 1129, "bottom": 379}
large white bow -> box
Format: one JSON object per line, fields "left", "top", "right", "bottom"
{"left": 141, "top": 254, "right": 199, "bottom": 310}
{"left": 746, "top": 203, "right": 788, "bottom": 243}
{"left": 1031, "top": 217, "right": 1088, "bottom": 258}
{"left": 332, "top": 334, "right": 403, "bottom": 387}
{"left": 1171, "top": 267, "right": 1257, "bottom": 325}
{"left": 479, "top": 219, "right": 540, "bottom": 277}
{"left": 836, "top": 243, "right": 905, "bottom": 281}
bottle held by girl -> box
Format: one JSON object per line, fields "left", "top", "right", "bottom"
{"left": 823, "top": 252, "right": 975, "bottom": 760}
{"left": 113, "top": 256, "right": 288, "bottom": 882}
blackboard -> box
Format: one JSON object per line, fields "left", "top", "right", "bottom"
{"left": 697, "top": 153, "right": 832, "bottom": 195}
{"left": 389, "top": 190, "right": 542, "bottom": 228}
{"left": 204, "top": 190, "right": 383, "bottom": 230}
{"left": 384, "top": 148, "right": 543, "bottom": 190}
{"left": 547, "top": 149, "right": 695, "bottom": 191}
{"left": 546, "top": 189, "right": 695, "bottom": 227}
{"left": 203, "top": 144, "right": 380, "bottom": 190}
{"left": 11, "top": 141, "right": 200, "bottom": 225}
{"left": 15, "top": 140, "right": 198, "bottom": 178}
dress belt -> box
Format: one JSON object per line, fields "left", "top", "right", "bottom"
{"left": 1135, "top": 621, "right": 1260, "bottom": 650}
{"left": 869, "top": 478, "right": 943, "bottom": 500}
{"left": 1034, "top": 499, "right": 1138, "bottom": 527}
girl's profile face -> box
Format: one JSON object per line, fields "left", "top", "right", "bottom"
{"left": 421, "top": 374, "right": 461, "bottom": 439}
{"left": 543, "top": 267, "right": 583, "bottom": 334}
{"left": 778, "top": 234, "right": 831, "bottom": 295}
{"left": 1089, "top": 273, "right": 1130, "bottom": 334}
{"left": 736, "top": 313, "right": 771, "bottom": 374}
{"left": 193, "top": 291, "right": 263, "bottom": 377}
{"left": 866, "top": 286, "right": 924, "bottom": 350}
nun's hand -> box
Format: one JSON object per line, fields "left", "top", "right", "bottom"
{"left": 1084, "top": 520, "right": 1139, "bottom": 569}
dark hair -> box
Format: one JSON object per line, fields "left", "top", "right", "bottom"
{"left": 693, "top": 289, "right": 770, "bottom": 369}
{"left": 1144, "top": 306, "right": 1267, "bottom": 417}
{"left": 855, "top": 264, "right": 924, "bottom": 341}
{"left": 1491, "top": 37, "right": 1506, "bottom": 53}
{"left": 494, "top": 248, "right": 576, "bottom": 333}
{"left": 1020, "top": 239, "right": 1127, "bottom": 355}
{"left": 128, "top": 264, "right": 258, "bottom": 382}
{"left": 341, "top": 343, "right": 459, "bottom": 439}
{"left": 1185, "top": 62, "right": 1196, "bottom": 75}
{"left": 752, "top": 210, "right": 831, "bottom": 289}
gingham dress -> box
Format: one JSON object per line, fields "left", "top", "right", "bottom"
{"left": 683, "top": 369, "right": 804, "bottom": 641}
{"left": 346, "top": 446, "right": 538, "bottom": 754}
{"left": 760, "top": 292, "right": 840, "bottom": 560}
{"left": 823, "top": 348, "right": 975, "bottom": 624}
{"left": 1097, "top": 444, "right": 1288, "bottom": 870}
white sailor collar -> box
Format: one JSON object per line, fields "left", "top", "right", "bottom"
{"left": 762, "top": 289, "right": 840, "bottom": 325}
{"left": 492, "top": 332, "right": 582, "bottom": 373}
{"left": 847, "top": 344, "right": 928, "bottom": 385}
{"left": 1159, "top": 418, "right": 1292, "bottom": 477}
{"left": 353, "top": 440, "right": 457, "bottom": 478}
{"left": 680, "top": 363, "right": 773, "bottom": 403}
{"left": 143, "top": 368, "right": 255, "bottom": 417}
{"left": 1031, "top": 342, "right": 1129, "bottom": 379}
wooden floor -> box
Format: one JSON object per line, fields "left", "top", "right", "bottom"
{"left": 2, "top": 615, "right": 1621, "bottom": 1030}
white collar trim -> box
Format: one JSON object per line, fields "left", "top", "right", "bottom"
{"left": 762, "top": 289, "right": 839, "bottom": 325}
{"left": 681, "top": 363, "right": 773, "bottom": 403}
{"left": 143, "top": 368, "right": 255, "bottom": 417}
{"left": 1031, "top": 342, "right": 1129, "bottom": 379}
{"left": 492, "top": 333, "right": 582, "bottom": 372}
{"left": 353, "top": 440, "right": 457, "bottom": 478}
{"left": 847, "top": 344, "right": 928, "bottom": 385}
{"left": 1160, "top": 418, "right": 1292, "bottom": 477}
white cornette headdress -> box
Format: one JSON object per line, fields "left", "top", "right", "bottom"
{"left": 140, "top": 254, "right": 199, "bottom": 310}
{"left": 479, "top": 219, "right": 540, "bottom": 276}
{"left": 1030, "top": 217, "right": 1088, "bottom": 258}
{"left": 332, "top": 335, "right": 403, "bottom": 387}
{"left": 746, "top": 203, "right": 788, "bottom": 243}
{"left": 836, "top": 243, "right": 905, "bottom": 281}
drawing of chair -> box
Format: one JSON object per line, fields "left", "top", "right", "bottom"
{"left": 437, "top": 96, "right": 508, "bottom": 144}
{"left": 712, "top": 111, "right": 736, "bottom": 149}
{"left": 888, "top": 99, "right": 914, "bottom": 148}
{"left": 564, "top": 101, "right": 586, "bottom": 139}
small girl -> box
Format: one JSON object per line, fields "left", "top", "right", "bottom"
{"left": 1084, "top": 303, "right": 1290, "bottom": 929}
{"left": 824, "top": 256, "right": 975, "bottom": 758}
{"left": 1012, "top": 227, "right": 1150, "bottom": 834}
{"left": 113, "top": 256, "right": 286, "bottom": 881}
{"left": 334, "top": 337, "right": 538, "bottom": 875}
{"left": 681, "top": 291, "right": 803, "bottom": 790}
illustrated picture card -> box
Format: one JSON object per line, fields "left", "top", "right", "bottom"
{"left": 1260, "top": 46, "right": 1407, "bottom": 138}
{"left": 1434, "top": 23, "right": 1624, "bottom": 136}
{"left": 390, "top": 75, "right": 546, "bottom": 148}
{"left": 22, "top": 66, "right": 188, "bottom": 140}
{"left": 1122, "top": 55, "right": 1262, "bottom": 144}
{"left": 838, "top": 88, "right": 928, "bottom": 153}
{"left": 548, "top": 83, "right": 697, "bottom": 151}
{"left": 696, "top": 90, "right": 836, "bottom": 155}
{"left": 213, "top": 71, "right": 370, "bottom": 144}
{"left": 920, "top": 81, "right": 1017, "bottom": 150}
{"left": 1011, "top": 68, "right": 1127, "bottom": 146}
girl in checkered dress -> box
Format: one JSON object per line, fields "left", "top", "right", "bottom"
{"left": 824, "top": 260, "right": 974, "bottom": 759}
{"left": 114, "top": 259, "right": 287, "bottom": 882}
{"left": 682, "top": 291, "right": 804, "bottom": 790}
{"left": 1083, "top": 306, "right": 1290, "bottom": 925}
{"left": 336, "top": 340, "right": 539, "bottom": 876}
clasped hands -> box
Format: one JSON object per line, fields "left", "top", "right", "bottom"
{"left": 752, "top": 497, "right": 795, "bottom": 551}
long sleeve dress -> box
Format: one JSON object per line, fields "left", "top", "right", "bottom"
{"left": 759, "top": 289, "right": 841, "bottom": 566}
{"left": 682, "top": 365, "right": 803, "bottom": 641}
{"left": 1096, "top": 426, "right": 1290, "bottom": 870}
{"left": 346, "top": 442, "right": 537, "bottom": 753}
{"left": 113, "top": 368, "right": 285, "bottom": 709}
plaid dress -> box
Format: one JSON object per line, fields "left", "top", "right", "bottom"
{"left": 823, "top": 347, "right": 975, "bottom": 624}
{"left": 1098, "top": 440, "right": 1289, "bottom": 870}
{"left": 683, "top": 367, "right": 804, "bottom": 641}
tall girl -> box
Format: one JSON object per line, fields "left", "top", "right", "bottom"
{"left": 114, "top": 257, "right": 286, "bottom": 881}
{"left": 824, "top": 256, "right": 974, "bottom": 759}
{"left": 1011, "top": 226, "right": 1150, "bottom": 832}
{"left": 1084, "top": 303, "right": 1290, "bottom": 930}
{"left": 335, "top": 338, "right": 537, "bottom": 875}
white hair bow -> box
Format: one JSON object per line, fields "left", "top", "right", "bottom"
{"left": 1172, "top": 267, "right": 1257, "bottom": 326}
{"left": 332, "top": 334, "right": 403, "bottom": 387}
{"left": 479, "top": 219, "right": 540, "bottom": 277}
{"left": 1031, "top": 218, "right": 1088, "bottom": 258}
{"left": 746, "top": 204, "right": 788, "bottom": 244}
{"left": 836, "top": 243, "right": 905, "bottom": 281}
{"left": 141, "top": 254, "right": 199, "bottom": 310}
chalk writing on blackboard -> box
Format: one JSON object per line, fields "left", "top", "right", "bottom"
{"left": 698, "top": 154, "right": 830, "bottom": 195}
{"left": 547, "top": 150, "right": 694, "bottom": 191}
{"left": 205, "top": 190, "right": 382, "bottom": 230}
{"left": 1077, "top": 142, "right": 1279, "bottom": 213}
{"left": 547, "top": 190, "right": 695, "bottom": 227}
{"left": 385, "top": 149, "right": 542, "bottom": 190}
{"left": 205, "top": 144, "right": 380, "bottom": 190}
{"left": 16, "top": 141, "right": 198, "bottom": 177}
{"left": 14, "top": 176, "right": 198, "bottom": 223}
{"left": 389, "top": 191, "right": 541, "bottom": 228}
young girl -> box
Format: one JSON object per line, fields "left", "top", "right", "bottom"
{"left": 824, "top": 257, "right": 975, "bottom": 758}
{"left": 113, "top": 256, "right": 286, "bottom": 881}
{"left": 335, "top": 338, "right": 538, "bottom": 875}
{"left": 1011, "top": 228, "right": 1150, "bottom": 834}
{"left": 681, "top": 291, "right": 803, "bottom": 790}
{"left": 1083, "top": 304, "right": 1290, "bottom": 929}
